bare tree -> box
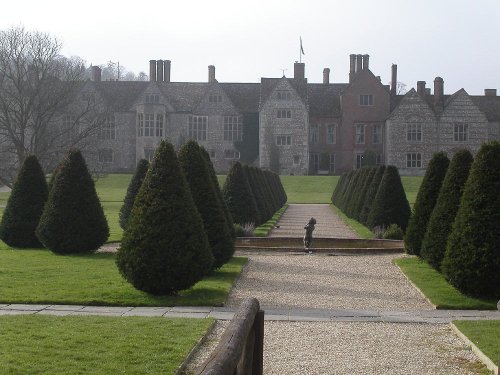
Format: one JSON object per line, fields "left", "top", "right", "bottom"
{"left": 0, "top": 26, "right": 107, "bottom": 186}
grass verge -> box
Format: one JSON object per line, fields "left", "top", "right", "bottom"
{"left": 254, "top": 204, "right": 288, "bottom": 237}
{"left": 453, "top": 320, "right": 500, "bottom": 364}
{"left": 0, "top": 315, "right": 212, "bottom": 374}
{"left": 0, "top": 243, "right": 247, "bottom": 306}
{"left": 331, "top": 204, "right": 374, "bottom": 239}
{"left": 393, "top": 257, "right": 497, "bottom": 310}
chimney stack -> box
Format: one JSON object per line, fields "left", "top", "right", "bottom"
{"left": 390, "top": 64, "right": 398, "bottom": 95}
{"left": 356, "top": 54, "right": 363, "bottom": 73}
{"left": 363, "top": 54, "right": 370, "bottom": 70}
{"left": 484, "top": 89, "right": 497, "bottom": 96}
{"left": 149, "top": 60, "right": 157, "bottom": 82}
{"left": 294, "top": 62, "right": 305, "bottom": 80}
{"left": 323, "top": 68, "right": 330, "bottom": 84}
{"left": 156, "top": 60, "right": 164, "bottom": 82}
{"left": 417, "top": 81, "right": 426, "bottom": 97}
{"left": 434, "top": 77, "right": 444, "bottom": 110}
{"left": 164, "top": 60, "right": 171, "bottom": 83}
{"left": 91, "top": 66, "right": 102, "bottom": 82}
{"left": 208, "top": 65, "right": 216, "bottom": 83}
{"left": 349, "top": 54, "right": 356, "bottom": 82}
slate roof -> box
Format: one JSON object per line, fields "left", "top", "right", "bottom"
{"left": 308, "top": 83, "right": 347, "bottom": 117}
{"left": 259, "top": 78, "right": 309, "bottom": 109}
{"left": 471, "top": 95, "right": 500, "bottom": 121}
{"left": 220, "top": 83, "right": 260, "bottom": 113}
{"left": 93, "top": 81, "right": 148, "bottom": 111}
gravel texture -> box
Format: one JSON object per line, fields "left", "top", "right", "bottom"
{"left": 227, "top": 253, "right": 432, "bottom": 311}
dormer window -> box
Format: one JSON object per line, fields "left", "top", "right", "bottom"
{"left": 277, "top": 109, "right": 291, "bottom": 119}
{"left": 359, "top": 94, "right": 374, "bottom": 106}
{"left": 145, "top": 94, "right": 159, "bottom": 103}
{"left": 277, "top": 91, "right": 291, "bottom": 100}
{"left": 209, "top": 95, "right": 222, "bottom": 103}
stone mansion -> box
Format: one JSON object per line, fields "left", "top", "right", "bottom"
{"left": 77, "top": 55, "right": 500, "bottom": 175}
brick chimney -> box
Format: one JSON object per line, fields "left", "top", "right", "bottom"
{"left": 417, "top": 81, "right": 426, "bottom": 97}
{"left": 323, "top": 68, "right": 330, "bottom": 84}
{"left": 484, "top": 89, "right": 497, "bottom": 96}
{"left": 434, "top": 77, "right": 444, "bottom": 110}
{"left": 390, "top": 64, "right": 397, "bottom": 96}
{"left": 362, "top": 54, "right": 370, "bottom": 70}
{"left": 164, "top": 60, "right": 171, "bottom": 83}
{"left": 349, "top": 54, "right": 356, "bottom": 83}
{"left": 91, "top": 66, "right": 101, "bottom": 82}
{"left": 294, "top": 62, "right": 305, "bottom": 80}
{"left": 156, "top": 60, "right": 164, "bottom": 82}
{"left": 149, "top": 60, "right": 157, "bottom": 82}
{"left": 356, "top": 54, "right": 363, "bottom": 73}
{"left": 208, "top": 65, "right": 216, "bottom": 83}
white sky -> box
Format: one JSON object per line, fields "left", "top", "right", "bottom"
{"left": 1, "top": 0, "right": 499, "bottom": 95}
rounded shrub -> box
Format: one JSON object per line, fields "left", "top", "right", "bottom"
{"left": 116, "top": 140, "right": 213, "bottom": 295}
{"left": 178, "top": 141, "right": 234, "bottom": 269}
{"left": 0, "top": 155, "right": 48, "bottom": 248}
{"left": 367, "top": 165, "right": 411, "bottom": 231}
{"left": 441, "top": 141, "right": 500, "bottom": 299}
{"left": 420, "top": 149, "right": 473, "bottom": 269}
{"left": 222, "top": 161, "right": 259, "bottom": 225}
{"left": 383, "top": 224, "right": 404, "bottom": 240}
{"left": 36, "top": 150, "right": 109, "bottom": 254}
{"left": 119, "top": 159, "right": 149, "bottom": 230}
{"left": 405, "top": 152, "right": 450, "bottom": 255}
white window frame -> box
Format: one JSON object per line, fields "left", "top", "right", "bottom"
{"left": 144, "top": 148, "right": 155, "bottom": 162}
{"left": 373, "top": 124, "right": 382, "bottom": 144}
{"left": 188, "top": 115, "right": 208, "bottom": 141}
{"left": 355, "top": 124, "right": 365, "bottom": 144}
{"left": 327, "top": 124, "right": 336, "bottom": 144}
{"left": 406, "top": 153, "right": 422, "bottom": 168}
{"left": 156, "top": 114, "right": 164, "bottom": 137}
{"left": 224, "top": 149, "right": 240, "bottom": 159}
{"left": 277, "top": 109, "right": 292, "bottom": 119}
{"left": 454, "top": 124, "right": 468, "bottom": 142}
{"left": 310, "top": 125, "right": 319, "bottom": 144}
{"left": 277, "top": 91, "right": 291, "bottom": 100}
{"left": 276, "top": 135, "right": 291, "bottom": 146}
{"left": 223, "top": 116, "right": 242, "bottom": 141}
{"left": 329, "top": 154, "right": 335, "bottom": 173}
{"left": 359, "top": 94, "right": 374, "bottom": 106}
{"left": 98, "top": 115, "right": 116, "bottom": 140}
{"left": 355, "top": 153, "right": 363, "bottom": 169}
{"left": 407, "top": 123, "right": 422, "bottom": 142}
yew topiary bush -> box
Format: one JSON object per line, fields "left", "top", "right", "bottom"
{"left": 441, "top": 141, "right": 500, "bottom": 298}
{"left": 36, "top": 150, "right": 109, "bottom": 254}
{"left": 367, "top": 165, "right": 411, "bottom": 231}
{"left": 420, "top": 149, "right": 473, "bottom": 269}
{"left": 119, "top": 159, "right": 149, "bottom": 230}
{"left": 359, "top": 166, "right": 385, "bottom": 225}
{"left": 116, "top": 140, "right": 213, "bottom": 295}
{"left": 0, "top": 155, "right": 48, "bottom": 248}
{"left": 179, "top": 141, "right": 234, "bottom": 269}
{"left": 405, "top": 152, "right": 449, "bottom": 255}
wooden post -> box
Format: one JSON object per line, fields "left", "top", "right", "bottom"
{"left": 252, "top": 310, "right": 264, "bottom": 375}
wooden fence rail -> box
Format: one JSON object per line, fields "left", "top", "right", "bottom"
{"left": 196, "top": 298, "right": 264, "bottom": 375}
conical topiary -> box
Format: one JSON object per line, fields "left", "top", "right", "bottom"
{"left": 36, "top": 150, "right": 109, "bottom": 254}
{"left": 178, "top": 141, "right": 234, "bottom": 269}
{"left": 405, "top": 152, "right": 449, "bottom": 255}
{"left": 119, "top": 159, "right": 149, "bottom": 229}
{"left": 0, "top": 155, "right": 48, "bottom": 248}
{"left": 241, "top": 165, "right": 262, "bottom": 225}
{"left": 116, "top": 140, "right": 213, "bottom": 295}
{"left": 359, "top": 166, "right": 385, "bottom": 225}
{"left": 420, "top": 149, "right": 473, "bottom": 270}
{"left": 441, "top": 141, "right": 500, "bottom": 298}
{"left": 222, "top": 161, "right": 259, "bottom": 225}
{"left": 367, "top": 165, "right": 411, "bottom": 231}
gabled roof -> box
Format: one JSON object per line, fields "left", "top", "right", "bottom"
{"left": 307, "top": 84, "right": 347, "bottom": 117}
{"left": 157, "top": 82, "right": 207, "bottom": 112}
{"left": 220, "top": 83, "right": 260, "bottom": 113}
{"left": 471, "top": 95, "right": 500, "bottom": 121}
{"left": 259, "top": 77, "right": 308, "bottom": 109}
{"left": 93, "top": 81, "right": 149, "bottom": 111}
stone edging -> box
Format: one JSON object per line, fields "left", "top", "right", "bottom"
{"left": 393, "top": 258, "right": 437, "bottom": 309}
{"left": 450, "top": 322, "right": 498, "bottom": 374}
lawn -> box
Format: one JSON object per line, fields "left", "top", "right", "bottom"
{"left": 401, "top": 176, "right": 423, "bottom": 206}
{"left": 0, "top": 243, "right": 247, "bottom": 306}
{"left": 330, "top": 205, "right": 374, "bottom": 239}
{"left": 453, "top": 320, "right": 500, "bottom": 364}
{"left": 394, "top": 257, "right": 497, "bottom": 310}
{"left": 0, "top": 315, "right": 212, "bottom": 374}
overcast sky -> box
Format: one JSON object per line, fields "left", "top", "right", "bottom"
{"left": 1, "top": 0, "right": 498, "bottom": 95}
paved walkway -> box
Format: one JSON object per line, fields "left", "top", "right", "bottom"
{"left": 269, "top": 204, "right": 358, "bottom": 238}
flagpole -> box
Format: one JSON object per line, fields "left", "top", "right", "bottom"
{"left": 299, "top": 37, "right": 302, "bottom": 63}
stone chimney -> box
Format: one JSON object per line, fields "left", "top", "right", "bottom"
{"left": 356, "top": 54, "right": 363, "bottom": 73}
{"left": 434, "top": 77, "right": 444, "bottom": 110}
{"left": 91, "top": 66, "right": 101, "bottom": 82}
{"left": 390, "top": 64, "right": 398, "bottom": 96}
{"left": 349, "top": 54, "right": 356, "bottom": 82}
{"left": 362, "top": 54, "right": 370, "bottom": 70}
{"left": 417, "top": 81, "right": 426, "bottom": 97}
{"left": 323, "top": 68, "right": 330, "bottom": 84}
{"left": 164, "top": 60, "right": 171, "bottom": 83}
{"left": 208, "top": 65, "right": 216, "bottom": 83}
{"left": 294, "top": 62, "right": 305, "bottom": 80}
{"left": 149, "top": 60, "right": 157, "bottom": 82}
{"left": 484, "top": 89, "right": 497, "bottom": 96}
{"left": 156, "top": 60, "right": 164, "bottom": 82}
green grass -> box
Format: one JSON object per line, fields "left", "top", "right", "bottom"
{"left": 331, "top": 204, "right": 374, "bottom": 239}
{"left": 453, "top": 320, "right": 500, "bottom": 364}
{"left": 0, "top": 315, "right": 212, "bottom": 374}
{"left": 394, "top": 257, "right": 497, "bottom": 310}
{"left": 254, "top": 204, "right": 288, "bottom": 236}
{"left": 401, "top": 176, "right": 423, "bottom": 206}
{"left": 0, "top": 243, "right": 247, "bottom": 306}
